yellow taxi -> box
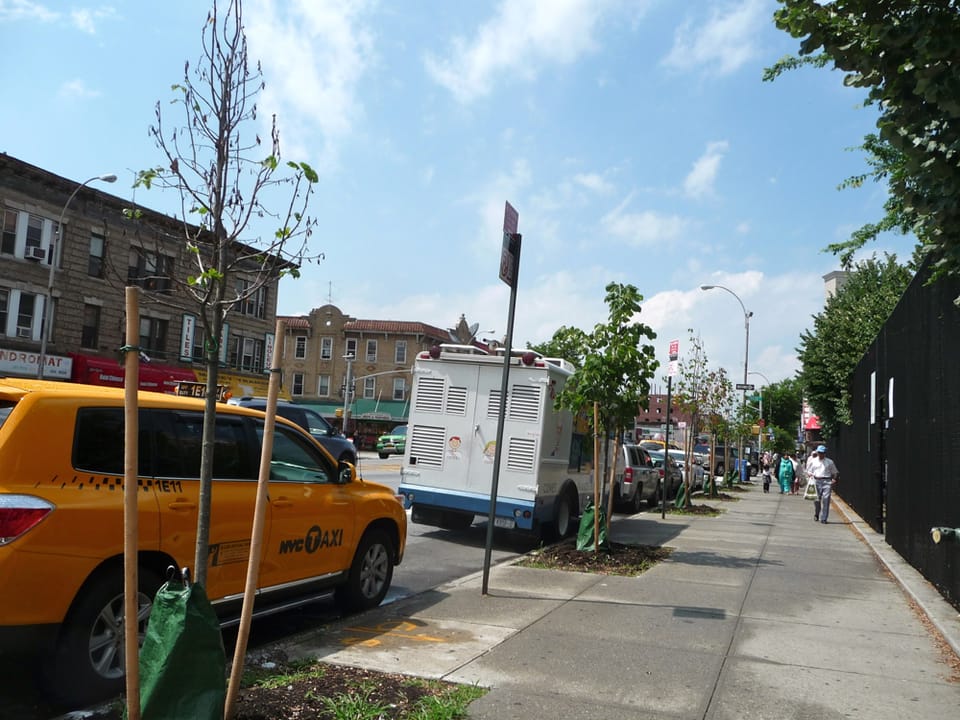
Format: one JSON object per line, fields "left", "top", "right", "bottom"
{"left": 0, "top": 378, "right": 406, "bottom": 707}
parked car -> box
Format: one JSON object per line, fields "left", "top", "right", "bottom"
{"left": 0, "top": 378, "right": 406, "bottom": 707}
{"left": 648, "top": 449, "right": 683, "bottom": 498}
{"left": 694, "top": 443, "right": 742, "bottom": 477}
{"left": 611, "top": 443, "right": 660, "bottom": 512}
{"left": 668, "top": 449, "right": 706, "bottom": 490}
{"left": 229, "top": 396, "right": 358, "bottom": 464}
{"left": 376, "top": 424, "right": 407, "bottom": 458}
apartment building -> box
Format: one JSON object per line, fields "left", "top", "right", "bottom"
{"left": 278, "top": 304, "right": 450, "bottom": 447}
{"left": 0, "top": 154, "right": 281, "bottom": 397}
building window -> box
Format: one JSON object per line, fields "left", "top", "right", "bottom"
{"left": 345, "top": 338, "right": 357, "bottom": 359}
{"left": 320, "top": 336, "right": 333, "bottom": 360}
{"left": 363, "top": 377, "right": 375, "bottom": 399}
{"left": 139, "top": 316, "right": 168, "bottom": 355}
{"left": 16, "top": 292, "right": 38, "bottom": 339}
{"left": 25, "top": 215, "right": 43, "bottom": 255}
{"left": 317, "top": 374, "right": 330, "bottom": 396}
{"left": 88, "top": 232, "right": 105, "bottom": 278}
{"left": 81, "top": 304, "right": 100, "bottom": 349}
{"left": 1, "top": 210, "right": 16, "bottom": 255}
{"left": 229, "top": 335, "right": 263, "bottom": 373}
{"left": 236, "top": 279, "right": 266, "bottom": 319}
{"left": 128, "top": 249, "right": 173, "bottom": 293}
{"left": 295, "top": 335, "right": 307, "bottom": 359}
{"left": 292, "top": 373, "right": 304, "bottom": 396}
{"left": 0, "top": 288, "right": 8, "bottom": 334}
{"left": 365, "top": 339, "right": 377, "bottom": 363}
{"left": 395, "top": 341, "right": 407, "bottom": 364}
{"left": 393, "top": 377, "right": 406, "bottom": 401}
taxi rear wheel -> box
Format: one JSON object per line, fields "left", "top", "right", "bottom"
{"left": 46, "top": 567, "right": 161, "bottom": 707}
{"left": 335, "top": 529, "right": 394, "bottom": 613}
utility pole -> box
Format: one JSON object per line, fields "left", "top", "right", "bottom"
{"left": 342, "top": 353, "right": 355, "bottom": 436}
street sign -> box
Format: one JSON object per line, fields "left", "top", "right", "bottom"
{"left": 735, "top": 383, "right": 755, "bottom": 390}
{"left": 668, "top": 339, "right": 679, "bottom": 360}
{"left": 499, "top": 201, "right": 520, "bottom": 287}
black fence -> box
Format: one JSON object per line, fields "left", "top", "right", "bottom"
{"left": 833, "top": 263, "right": 960, "bottom": 611}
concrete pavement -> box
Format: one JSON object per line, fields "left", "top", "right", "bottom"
{"left": 279, "top": 483, "right": 960, "bottom": 719}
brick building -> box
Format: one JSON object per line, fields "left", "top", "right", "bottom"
{"left": 0, "top": 154, "right": 281, "bottom": 397}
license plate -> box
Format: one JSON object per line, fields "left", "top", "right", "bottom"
{"left": 493, "top": 516, "right": 515, "bottom": 529}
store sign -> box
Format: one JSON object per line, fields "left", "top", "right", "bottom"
{"left": 0, "top": 347, "right": 72, "bottom": 379}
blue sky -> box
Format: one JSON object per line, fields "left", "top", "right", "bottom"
{"left": 0, "top": 0, "right": 917, "bottom": 390}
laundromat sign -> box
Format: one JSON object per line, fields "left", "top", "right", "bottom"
{"left": 0, "top": 347, "right": 72, "bottom": 379}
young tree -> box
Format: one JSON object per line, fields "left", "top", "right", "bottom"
{"left": 766, "top": 1, "right": 960, "bottom": 289}
{"left": 671, "top": 331, "right": 731, "bottom": 504}
{"left": 136, "top": 0, "right": 319, "bottom": 586}
{"left": 797, "top": 254, "right": 912, "bottom": 435}
{"left": 554, "top": 282, "right": 658, "bottom": 538}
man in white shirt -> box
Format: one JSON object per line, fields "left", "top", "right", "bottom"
{"left": 806, "top": 444, "right": 839, "bottom": 523}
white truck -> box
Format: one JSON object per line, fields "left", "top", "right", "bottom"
{"left": 398, "top": 344, "right": 595, "bottom": 539}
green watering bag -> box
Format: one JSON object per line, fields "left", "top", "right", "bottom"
{"left": 135, "top": 567, "right": 226, "bottom": 720}
{"left": 576, "top": 501, "right": 610, "bottom": 551}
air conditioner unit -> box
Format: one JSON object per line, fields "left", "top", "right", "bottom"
{"left": 17, "top": 327, "right": 32, "bottom": 338}
{"left": 26, "top": 246, "right": 47, "bottom": 261}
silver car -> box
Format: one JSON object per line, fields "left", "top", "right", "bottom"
{"left": 612, "top": 444, "right": 660, "bottom": 512}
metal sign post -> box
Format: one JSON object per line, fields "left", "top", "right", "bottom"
{"left": 663, "top": 340, "right": 678, "bottom": 518}
{"left": 483, "top": 202, "right": 520, "bottom": 595}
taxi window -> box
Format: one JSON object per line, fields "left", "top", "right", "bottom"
{"left": 74, "top": 407, "right": 151, "bottom": 475}
{"left": 152, "top": 411, "right": 255, "bottom": 480}
{"left": 0, "top": 400, "right": 14, "bottom": 429}
{"left": 257, "top": 423, "right": 331, "bottom": 484}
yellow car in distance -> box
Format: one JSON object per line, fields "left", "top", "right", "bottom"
{"left": 0, "top": 378, "right": 406, "bottom": 708}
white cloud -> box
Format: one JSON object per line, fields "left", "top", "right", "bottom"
{"left": 684, "top": 140, "right": 729, "bottom": 198}
{"left": 424, "top": 0, "right": 623, "bottom": 103}
{"left": 59, "top": 78, "right": 101, "bottom": 99}
{"left": 0, "top": 0, "right": 58, "bottom": 23}
{"left": 573, "top": 172, "right": 614, "bottom": 194}
{"left": 245, "top": 0, "right": 376, "bottom": 171}
{"left": 661, "top": 0, "right": 769, "bottom": 76}
{"left": 601, "top": 194, "right": 689, "bottom": 246}
{"left": 70, "top": 6, "right": 115, "bottom": 34}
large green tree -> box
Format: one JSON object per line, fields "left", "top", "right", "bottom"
{"left": 527, "top": 325, "right": 590, "bottom": 367}
{"left": 767, "top": 0, "right": 960, "bottom": 287}
{"left": 797, "top": 255, "right": 912, "bottom": 434}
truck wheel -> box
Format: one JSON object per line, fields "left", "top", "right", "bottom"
{"left": 45, "top": 567, "right": 161, "bottom": 707}
{"left": 554, "top": 490, "right": 576, "bottom": 538}
{"left": 647, "top": 482, "right": 662, "bottom": 508}
{"left": 335, "top": 529, "right": 394, "bottom": 613}
{"left": 378, "top": 452, "right": 389, "bottom": 459}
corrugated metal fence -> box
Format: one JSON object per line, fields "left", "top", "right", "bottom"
{"left": 834, "top": 262, "right": 960, "bottom": 611}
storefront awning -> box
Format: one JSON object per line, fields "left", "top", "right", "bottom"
{"left": 296, "top": 398, "right": 409, "bottom": 423}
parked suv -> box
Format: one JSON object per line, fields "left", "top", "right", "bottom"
{"left": 0, "top": 378, "right": 405, "bottom": 707}
{"left": 612, "top": 444, "right": 659, "bottom": 512}
{"left": 229, "top": 397, "right": 357, "bottom": 464}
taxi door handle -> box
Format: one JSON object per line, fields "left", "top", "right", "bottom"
{"left": 167, "top": 498, "right": 197, "bottom": 511}
{"left": 272, "top": 497, "right": 294, "bottom": 509}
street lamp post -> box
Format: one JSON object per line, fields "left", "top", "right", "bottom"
{"left": 37, "top": 173, "right": 117, "bottom": 379}
{"left": 700, "top": 284, "right": 753, "bottom": 480}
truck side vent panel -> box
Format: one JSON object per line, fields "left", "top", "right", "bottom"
{"left": 487, "top": 390, "right": 502, "bottom": 419}
{"left": 509, "top": 385, "right": 541, "bottom": 423}
{"left": 409, "top": 424, "right": 445, "bottom": 468}
{"left": 415, "top": 377, "right": 445, "bottom": 413}
{"left": 446, "top": 386, "right": 468, "bottom": 415}
{"left": 507, "top": 437, "right": 537, "bottom": 473}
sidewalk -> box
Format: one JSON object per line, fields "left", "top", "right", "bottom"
{"left": 281, "top": 484, "right": 960, "bottom": 719}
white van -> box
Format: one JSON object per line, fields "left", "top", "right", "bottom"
{"left": 398, "top": 345, "right": 594, "bottom": 539}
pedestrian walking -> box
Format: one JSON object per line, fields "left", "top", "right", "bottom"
{"left": 790, "top": 454, "right": 802, "bottom": 494}
{"left": 806, "top": 444, "right": 839, "bottom": 523}
{"left": 777, "top": 453, "right": 795, "bottom": 494}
